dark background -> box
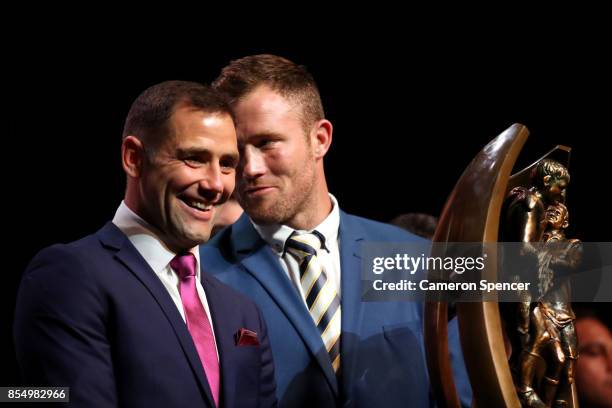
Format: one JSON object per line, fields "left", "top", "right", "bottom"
{"left": 5, "top": 36, "right": 610, "bottom": 386}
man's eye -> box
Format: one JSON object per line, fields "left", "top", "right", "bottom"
{"left": 184, "top": 157, "right": 204, "bottom": 167}
{"left": 256, "top": 139, "right": 275, "bottom": 148}
{"left": 220, "top": 159, "right": 237, "bottom": 171}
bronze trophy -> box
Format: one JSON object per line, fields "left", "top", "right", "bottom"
{"left": 424, "top": 124, "right": 581, "bottom": 408}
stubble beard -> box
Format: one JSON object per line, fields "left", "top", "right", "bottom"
{"left": 240, "top": 164, "right": 317, "bottom": 226}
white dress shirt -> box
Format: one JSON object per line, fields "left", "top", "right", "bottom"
{"left": 252, "top": 194, "right": 342, "bottom": 303}
{"left": 112, "top": 201, "right": 218, "bottom": 358}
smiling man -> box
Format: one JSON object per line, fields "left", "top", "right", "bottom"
{"left": 14, "top": 81, "right": 276, "bottom": 407}
{"left": 202, "top": 55, "right": 471, "bottom": 407}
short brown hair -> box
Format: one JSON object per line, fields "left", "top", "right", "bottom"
{"left": 123, "top": 80, "right": 231, "bottom": 152}
{"left": 212, "top": 54, "right": 324, "bottom": 131}
{"left": 532, "top": 159, "right": 570, "bottom": 186}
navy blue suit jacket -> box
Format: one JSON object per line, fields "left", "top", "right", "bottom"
{"left": 14, "top": 222, "right": 276, "bottom": 407}
{"left": 201, "top": 212, "right": 471, "bottom": 407}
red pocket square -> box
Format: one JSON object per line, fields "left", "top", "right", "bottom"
{"left": 235, "top": 328, "right": 259, "bottom": 346}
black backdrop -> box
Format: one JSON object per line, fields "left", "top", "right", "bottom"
{"left": 5, "top": 40, "right": 610, "bottom": 386}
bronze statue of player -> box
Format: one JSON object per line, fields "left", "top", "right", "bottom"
{"left": 502, "top": 159, "right": 581, "bottom": 407}
{"left": 504, "top": 159, "right": 570, "bottom": 345}
{"left": 518, "top": 202, "right": 582, "bottom": 408}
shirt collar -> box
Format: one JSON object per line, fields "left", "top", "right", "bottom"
{"left": 251, "top": 193, "right": 340, "bottom": 255}
{"left": 112, "top": 201, "right": 201, "bottom": 276}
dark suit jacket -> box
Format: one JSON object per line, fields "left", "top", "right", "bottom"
{"left": 201, "top": 212, "right": 472, "bottom": 407}
{"left": 14, "top": 222, "right": 276, "bottom": 407}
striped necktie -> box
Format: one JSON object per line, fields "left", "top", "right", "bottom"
{"left": 285, "top": 231, "right": 341, "bottom": 373}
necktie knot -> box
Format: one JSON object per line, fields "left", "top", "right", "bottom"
{"left": 285, "top": 230, "right": 327, "bottom": 258}
{"left": 170, "top": 252, "right": 197, "bottom": 280}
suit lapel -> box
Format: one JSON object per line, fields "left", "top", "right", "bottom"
{"left": 201, "top": 274, "right": 238, "bottom": 408}
{"left": 231, "top": 215, "right": 339, "bottom": 396}
{"left": 338, "top": 212, "right": 366, "bottom": 399}
{"left": 96, "top": 222, "right": 216, "bottom": 408}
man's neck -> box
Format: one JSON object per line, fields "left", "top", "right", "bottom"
{"left": 285, "top": 190, "right": 333, "bottom": 230}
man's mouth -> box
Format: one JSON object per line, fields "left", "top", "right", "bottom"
{"left": 182, "top": 198, "right": 213, "bottom": 211}
{"left": 243, "top": 186, "right": 275, "bottom": 196}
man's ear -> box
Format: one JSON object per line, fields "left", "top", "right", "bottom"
{"left": 122, "top": 136, "right": 145, "bottom": 178}
{"left": 311, "top": 119, "right": 333, "bottom": 160}
{"left": 543, "top": 175, "right": 552, "bottom": 186}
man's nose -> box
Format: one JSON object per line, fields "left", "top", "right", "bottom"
{"left": 200, "top": 164, "right": 223, "bottom": 200}
{"left": 241, "top": 146, "right": 266, "bottom": 180}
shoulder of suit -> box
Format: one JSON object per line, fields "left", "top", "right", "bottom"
{"left": 33, "top": 231, "right": 103, "bottom": 262}
{"left": 340, "top": 212, "right": 427, "bottom": 242}
{"left": 203, "top": 212, "right": 427, "bottom": 249}
{"left": 24, "top": 226, "right": 115, "bottom": 281}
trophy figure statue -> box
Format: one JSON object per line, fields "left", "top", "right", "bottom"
{"left": 503, "top": 159, "right": 582, "bottom": 407}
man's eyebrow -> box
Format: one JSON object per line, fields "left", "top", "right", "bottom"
{"left": 246, "top": 131, "right": 285, "bottom": 140}
{"left": 223, "top": 151, "right": 240, "bottom": 163}
{"left": 239, "top": 131, "right": 283, "bottom": 147}
{"left": 177, "top": 147, "right": 238, "bottom": 161}
{"left": 176, "top": 147, "right": 211, "bottom": 156}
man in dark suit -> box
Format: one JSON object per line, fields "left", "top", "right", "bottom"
{"left": 201, "top": 55, "right": 471, "bottom": 407}
{"left": 14, "top": 81, "right": 276, "bottom": 407}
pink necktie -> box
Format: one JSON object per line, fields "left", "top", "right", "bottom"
{"left": 170, "top": 253, "right": 220, "bottom": 406}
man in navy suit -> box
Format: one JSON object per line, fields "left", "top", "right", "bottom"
{"left": 201, "top": 55, "right": 471, "bottom": 407}
{"left": 14, "top": 81, "right": 276, "bottom": 407}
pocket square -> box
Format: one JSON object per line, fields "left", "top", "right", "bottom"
{"left": 235, "top": 328, "right": 259, "bottom": 346}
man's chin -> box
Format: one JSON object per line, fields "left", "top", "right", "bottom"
{"left": 188, "top": 231, "right": 212, "bottom": 245}
{"left": 246, "top": 209, "right": 285, "bottom": 226}
{"left": 172, "top": 227, "right": 212, "bottom": 249}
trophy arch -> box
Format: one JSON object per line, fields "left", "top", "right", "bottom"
{"left": 424, "top": 123, "right": 576, "bottom": 407}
